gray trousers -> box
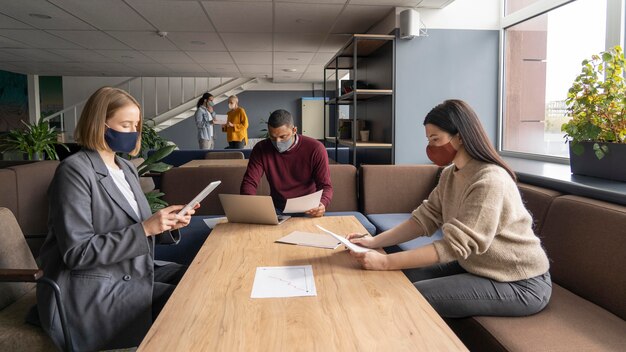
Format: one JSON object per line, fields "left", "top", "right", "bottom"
{"left": 199, "top": 138, "right": 214, "bottom": 150}
{"left": 404, "top": 261, "right": 551, "bottom": 318}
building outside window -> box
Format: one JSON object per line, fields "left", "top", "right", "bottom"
{"left": 501, "top": 0, "right": 609, "bottom": 158}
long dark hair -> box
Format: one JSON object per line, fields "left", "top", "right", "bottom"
{"left": 196, "top": 97, "right": 207, "bottom": 109}
{"left": 423, "top": 99, "right": 517, "bottom": 181}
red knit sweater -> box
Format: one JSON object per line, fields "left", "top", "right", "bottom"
{"left": 240, "top": 135, "right": 333, "bottom": 210}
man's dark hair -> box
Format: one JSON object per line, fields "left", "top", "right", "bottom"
{"left": 268, "top": 109, "right": 293, "bottom": 128}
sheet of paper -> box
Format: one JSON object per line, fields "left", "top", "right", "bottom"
{"left": 283, "top": 190, "right": 323, "bottom": 213}
{"left": 275, "top": 231, "right": 340, "bottom": 249}
{"left": 203, "top": 217, "right": 227, "bottom": 229}
{"left": 213, "top": 114, "right": 227, "bottom": 125}
{"left": 315, "top": 225, "right": 370, "bottom": 253}
{"left": 251, "top": 265, "right": 317, "bottom": 298}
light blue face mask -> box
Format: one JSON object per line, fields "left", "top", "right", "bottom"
{"left": 208, "top": 101, "right": 215, "bottom": 107}
{"left": 271, "top": 135, "right": 294, "bottom": 153}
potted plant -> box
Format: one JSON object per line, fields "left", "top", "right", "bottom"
{"left": 125, "top": 123, "right": 176, "bottom": 212}
{"left": 140, "top": 122, "right": 170, "bottom": 156}
{"left": 136, "top": 144, "right": 177, "bottom": 212}
{"left": 135, "top": 126, "right": 176, "bottom": 213}
{"left": 0, "top": 120, "right": 69, "bottom": 160}
{"left": 562, "top": 45, "right": 626, "bottom": 182}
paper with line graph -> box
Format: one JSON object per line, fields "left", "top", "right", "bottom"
{"left": 251, "top": 265, "right": 317, "bottom": 298}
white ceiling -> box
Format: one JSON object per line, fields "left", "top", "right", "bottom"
{"left": 0, "top": 0, "right": 451, "bottom": 82}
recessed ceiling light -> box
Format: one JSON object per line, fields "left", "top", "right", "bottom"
{"left": 295, "top": 18, "right": 312, "bottom": 24}
{"left": 190, "top": 40, "right": 205, "bottom": 45}
{"left": 29, "top": 13, "right": 52, "bottom": 19}
{"left": 282, "top": 68, "right": 297, "bottom": 72}
{"left": 287, "top": 58, "right": 299, "bottom": 61}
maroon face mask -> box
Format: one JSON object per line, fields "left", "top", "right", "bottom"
{"left": 426, "top": 141, "right": 457, "bottom": 166}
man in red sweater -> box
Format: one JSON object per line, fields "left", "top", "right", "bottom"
{"left": 240, "top": 109, "right": 333, "bottom": 217}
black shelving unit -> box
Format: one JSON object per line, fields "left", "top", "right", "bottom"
{"left": 323, "top": 34, "right": 395, "bottom": 166}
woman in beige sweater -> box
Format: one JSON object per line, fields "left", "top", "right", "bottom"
{"left": 347, "top": 99, "right": 551, "bottom": 318}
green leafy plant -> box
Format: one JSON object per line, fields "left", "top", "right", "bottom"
{"left": 0, "top": 120, "right": 69, "bottom": 160}
{"left": 136, "top": 144, "right": 176, "bottom": 176}
{"left": 562, "top": 45, "right": 626, "bottom": 159}
{"left": 141, "top": 122, "right": 169, "bottom": 156}
{"left": 145, "top": 190, "right": 169, "bottom": 213}
{"left": 259, "top": 118, "right": 270, "bottom": 139}
{"left": 135, "top": 144, "right": 176, "bottom": 213}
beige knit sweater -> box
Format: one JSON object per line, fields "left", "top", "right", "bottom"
{"left": 412, "top": 158, "right": 549, "bottom": 282}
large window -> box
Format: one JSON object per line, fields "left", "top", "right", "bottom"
{"left": 501, "top": 0, "right": 609, "bottom": 158}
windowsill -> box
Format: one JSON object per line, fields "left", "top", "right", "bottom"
{"left": 502, "top": 156, "right": 626, "bottom": 205}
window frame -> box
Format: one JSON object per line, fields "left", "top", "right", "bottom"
{"left": 497, "top": 0, "right": 624, "bottom": 163}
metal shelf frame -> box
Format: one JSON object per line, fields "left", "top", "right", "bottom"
{"left": 323, "top": 34, "right": 396, "bottom": 166}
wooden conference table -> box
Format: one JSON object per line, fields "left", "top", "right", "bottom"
{"left": 139, "top": 216, "right": 467, "bottom": 351}
{"left": 180, "top": 159, "right": 249, "bottom": 167}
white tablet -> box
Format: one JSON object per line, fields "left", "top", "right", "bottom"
{"left": 177, "top": 180, "right": 221, "bottom": 216}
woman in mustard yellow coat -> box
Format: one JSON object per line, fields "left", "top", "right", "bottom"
{"left": 222, "top": 95, "right": 248, "bottom": 149}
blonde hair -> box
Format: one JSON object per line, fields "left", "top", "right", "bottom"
{"left": 228, "top": 95, "right": 238, "bottom": 104}
{"left": 75, "top": 87, "right": 143, "bottom": 156}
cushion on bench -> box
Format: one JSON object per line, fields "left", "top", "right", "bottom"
{"left": 540, "top": 195, "right": 626, "bottom": 321}
{"left": 517, "top": 183, "right": 561, "bottom": 235}
{"left": 0, "top": 289, "right": 56, "bottom": 351}
{"left": 450, "top": 285, "right": 626, "bottom": 352}
{"left": 326, "top": 164, "right": 358, "bottom": 212}
{"left": 325, "top": 212, "right": 376, "bottom": 235}
{"left": 359, "top": 165, "right": 440, "bottom": 215}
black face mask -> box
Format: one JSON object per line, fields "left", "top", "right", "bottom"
{"left": 104, "top": 125, "right": 139, "bottom": 153}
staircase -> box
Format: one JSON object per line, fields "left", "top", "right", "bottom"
{"left": 149, "top": 77, "right": 258, "bottom": 131}
{"left": 43, "top": 76, "right": 260, "bottom": 140}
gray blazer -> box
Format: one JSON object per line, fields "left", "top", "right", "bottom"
{"left": 37, "top": 149, "right": 179, "bottom": 351}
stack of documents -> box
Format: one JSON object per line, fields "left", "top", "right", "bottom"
{"left": 275, "top": 231, "right": 340, "bottom": 249}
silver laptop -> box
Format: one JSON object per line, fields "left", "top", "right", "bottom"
{"left": 219, "top": 194, "right": 291, "bottom": 225}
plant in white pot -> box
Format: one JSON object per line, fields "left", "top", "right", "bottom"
{"left": 561, "top": 45, "right": 626, "bottom": 181}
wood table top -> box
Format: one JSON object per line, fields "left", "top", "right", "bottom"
{"left": 139, "top": 216, "right": 467, "bottom": 351}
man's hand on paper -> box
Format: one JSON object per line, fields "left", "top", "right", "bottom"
{"left": 349, "top": 250, "right": 389, "bottom": 270}
{"left": 305, "top": 202, "right": 325, "bottom": 217}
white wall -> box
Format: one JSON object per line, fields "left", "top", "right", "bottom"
{"left": 369, "top": 0, "right": 501, "bottom": 34}
{"left": 62, "top": 76, "right": 130, "bottom": 108}
{"left": 416, "top": 0, "right": 501, "bottom": 30}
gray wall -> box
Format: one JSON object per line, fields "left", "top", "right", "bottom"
{"left": 159, "top": 90, "right": 323, "bottom": 149}
{"left": 394, "top": 29, "right": 499, "bottom": 164}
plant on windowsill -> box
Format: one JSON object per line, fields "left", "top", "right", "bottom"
{"left": 0, "top": 120, "right": 69, "bottom": 160}
{"left": 561, "top": 45, "right": 626, "bottom": 181}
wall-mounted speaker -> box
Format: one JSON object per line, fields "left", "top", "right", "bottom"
{"left": 399, "top": 9, "right": 420, "bottom": 39}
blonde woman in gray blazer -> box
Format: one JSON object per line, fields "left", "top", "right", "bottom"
{"left": 37, "top": 87, "right": 197, "bottom": 351}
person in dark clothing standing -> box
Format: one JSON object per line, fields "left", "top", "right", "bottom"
{"left": 240, "top": 109, "right": 332, "bottom": 216}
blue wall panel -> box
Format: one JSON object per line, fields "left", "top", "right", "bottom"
{"left": 394, "top": 29, "right": 499, "bottom": 164}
